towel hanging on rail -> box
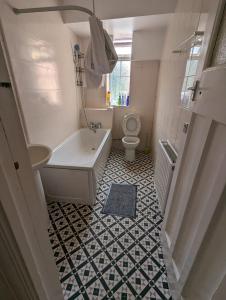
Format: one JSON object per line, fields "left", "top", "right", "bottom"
{"left": 84, "top": 15, "right": 118, "bottom": 88}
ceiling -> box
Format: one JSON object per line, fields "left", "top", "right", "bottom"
{"left": 67, "top": 14, "right": 172, "bottom": 39}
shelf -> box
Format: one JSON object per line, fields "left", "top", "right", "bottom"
{"left": 172, "top": 31, "right": 204, "bottom": 54}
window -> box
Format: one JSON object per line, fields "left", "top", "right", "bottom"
{"left": 181, "top": 33, "right": 204, "bottom": 108}
{"left": 109, "top": 40, "right": 132, "bottom": 106}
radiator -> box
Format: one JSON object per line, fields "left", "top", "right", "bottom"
{"left": 154, "top": 140, "right": 177, "bottom": 215}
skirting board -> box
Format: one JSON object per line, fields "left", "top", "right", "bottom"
{"left": 46, "top": 194, "right": 95, "bottom": 206}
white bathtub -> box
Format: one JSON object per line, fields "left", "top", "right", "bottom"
{"left": 41, "top": 128, "right": 112, "bottom": 205}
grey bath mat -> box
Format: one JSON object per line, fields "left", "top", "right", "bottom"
{"left": 101, "top": 183, "right": 137, "bottom": 218}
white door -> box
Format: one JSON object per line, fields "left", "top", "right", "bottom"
{"left": 163, "top": 64, "right": 226, "bottom": 298}
{"left": 0, "top": 120, "right": 37, "bottom": 300}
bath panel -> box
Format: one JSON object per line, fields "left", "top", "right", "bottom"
{"left": 41, "top": 128, "right": 112, "bottom": 205}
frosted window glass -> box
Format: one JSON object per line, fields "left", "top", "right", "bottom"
{"left": 181, "top": 35, "right": 203, "bottom": 108}
{"left": 211, "top": 4, "right": 226, "bottom": 66}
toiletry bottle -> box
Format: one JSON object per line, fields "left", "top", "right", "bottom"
{"left": 121, "top": 93, "right": 125, "bottom": 106}
{"left": 106, "top": 91, "right": 111, "bottom": 107}
{"left": 118, "top": 93, "right": 121, "bottom": 106}
{"left": 124, "top": 93, "right": 127, "bottom": 105}
{"left": 126, "top": 95, "right": 129, "bottom": 106}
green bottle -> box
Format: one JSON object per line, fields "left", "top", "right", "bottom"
{"left": 118, "top": 93, "right": 121, "bottom": 106}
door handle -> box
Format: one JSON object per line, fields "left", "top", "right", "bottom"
{"left": 188, "top": 80, "right": 199, "bottom": 101}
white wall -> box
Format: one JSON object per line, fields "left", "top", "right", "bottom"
{"left": 112, "top": 60, "right": 159, "bottom": 150}
{"left": 154, "top": 0, "right": 223, "bottom": 298}
{"left": 132, "top": 30, "right": 166, "bottom": 61}
{"left": 81, "top": 60, "right": 160, "bottom": 151}
{"left": 152, "top": 0, "right": 219, "bottom": 157}
{"left": 0, "top": 0, "right": 81, "bottom": 150}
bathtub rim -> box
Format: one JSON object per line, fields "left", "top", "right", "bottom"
{"left": 45, "top": 128, "right": 112, "bottom": 170}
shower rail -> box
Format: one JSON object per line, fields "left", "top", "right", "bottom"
{"left": 12, "top": 5, "right": 94, "bottom": 16}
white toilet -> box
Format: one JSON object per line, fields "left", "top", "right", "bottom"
{"left": 122, "top": 113, "right": 141, "bottom": 162}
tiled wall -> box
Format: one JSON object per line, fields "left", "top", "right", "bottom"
{"left": 0, "top": 0, "right": 81, "bottom": 149}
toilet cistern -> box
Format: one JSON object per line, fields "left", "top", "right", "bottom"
{"left": 122, "top": 113, "right": 141, "bottom": 162}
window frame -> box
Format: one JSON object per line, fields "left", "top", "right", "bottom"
{"left": 108, "top": 40, "right": 132, "bottom": 107}
{"left": 181, "top": 35, "right": 204, "bottom": 109}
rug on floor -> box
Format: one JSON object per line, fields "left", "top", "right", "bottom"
{"left": 48, "top": 150, "right": 172, "bottom": 300}
{"left": 101, "top": 183, "right": 137, "bottom": 218}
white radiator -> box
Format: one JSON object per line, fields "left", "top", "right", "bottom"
{"left": 154, "top": 140, "right": 177, "bottom": 215}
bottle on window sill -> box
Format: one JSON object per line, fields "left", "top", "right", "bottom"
{"left": 118, "top": 93, "right": 122, "bottom": 106}
{"left": 121, "top": 93, "right": 126, "bottom": 106}
{"left": 106, "top": 91, "right": 111, "bottom": 107}
{"left": 126, "top": 95, "right": 130, "bottom": 106}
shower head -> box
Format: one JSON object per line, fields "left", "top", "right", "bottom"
{"left": 74, "top": 44, "right": 80, "bottom": 53}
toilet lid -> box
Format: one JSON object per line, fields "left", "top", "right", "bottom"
{"left": 122, "top": 113, "right": 141, "bottom": 136}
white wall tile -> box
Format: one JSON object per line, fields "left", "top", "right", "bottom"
{"left": 0, "top": 1, "right": 81, "bottom": 149}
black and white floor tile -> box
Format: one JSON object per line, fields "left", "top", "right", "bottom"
{"left": 48, "top": 150, "right": 172, "bottom": 300}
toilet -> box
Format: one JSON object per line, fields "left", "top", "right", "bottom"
{"left": 122, "top": 113, "right": 141, "bottom": 162}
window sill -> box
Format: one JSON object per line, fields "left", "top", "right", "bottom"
{"left": 110, "top": 105, "right": 129, "bottom": 108}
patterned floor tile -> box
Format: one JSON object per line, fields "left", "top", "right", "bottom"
{"left": 49, "top": 233, "right": 60, "bottom": 248}
{"left": 116, "top": 254, "right": 135, "bottom": 276}
{"left": 85, "top": 278, "right": 109, "bottom": 299}
{"left": 63, "top": 237, "right": 81, "bottom": 254}
{"left": 57, "top": 258, "right": 72, "bottom": 279}
{"left": 48, "top": 150, "right": 172, "bottom": 299}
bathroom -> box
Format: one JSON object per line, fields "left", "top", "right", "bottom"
{"left": 0, "top": 0, "right": 226, "bottom": 300}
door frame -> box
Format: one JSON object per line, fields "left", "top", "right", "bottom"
{"left": 0, "top": 29, "right": 63, "bottom": 300}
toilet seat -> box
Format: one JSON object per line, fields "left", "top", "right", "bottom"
{"left": 122, "top": 113, "right": 141, "bottom": 162}
{"left": 122, "top": 136, "right": 140, "bottom": 150}
{"left": 122, "top": 136, "right": 140, "bottom": 145}
{"left": 122, "top": 113, "right": 141, "bottom": 136}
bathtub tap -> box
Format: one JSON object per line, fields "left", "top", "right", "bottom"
{"left": 89, "top": 122, "right": 102, "bottom": 132}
